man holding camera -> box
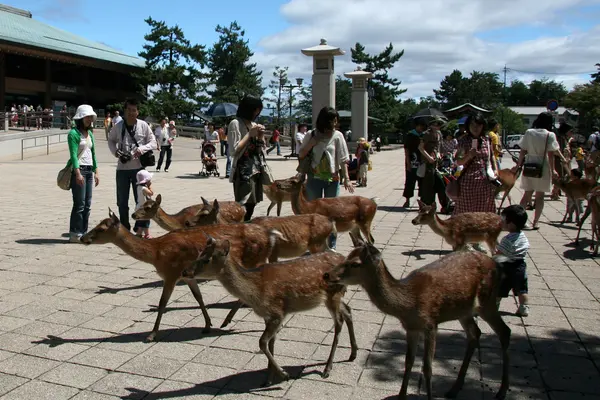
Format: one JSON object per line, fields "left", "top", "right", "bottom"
{"left": 107, "top": 98, "right": 157, "bottom": 231}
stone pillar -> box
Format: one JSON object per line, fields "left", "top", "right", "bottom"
{"left": 344, "top": 67, "right": 373, "bottom": 152}
{"left": 0, "top": 51, "right": 5, "bottom": 114}
{"left": 44, "top": 59, "right": 51, "bottom": 108}
{"left": 301, "top": 39, "right": 345, "bottom": 128}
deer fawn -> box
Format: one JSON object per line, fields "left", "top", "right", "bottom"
{"left": 182, "top": 237, "right": 358, "bottom": 385}
{"left": 262, "top": 176, "right": 303, "bottom": 216}
{"left": 132, "top": 194, "right": 244, "bottom": 231}
{"left": 80, "top": 209, "right": 281, "bottom": 341}
{"left": 496, "top": 165, "right": 522, "bottom": 212}
{"left": 185, "top": 199, "right": 334, "bottom": 261}
{"left": 552, "top": 176, "right": 596, "bottom": 224}
{"left": 277, "top": 175, "right": 378, "bottom": 243}
{"left": 575, "top": 186, "right": 600, "bottom": 255}
{"left": 412, "top": 200, "right": 502, "bottom": 253}
{"left": 323, "top": 232, "right": 511, "bottom": 400}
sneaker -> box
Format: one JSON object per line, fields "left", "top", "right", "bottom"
{"left": 517, "top": 304, "right": 530, "bottom": 317}
{"left": 69, "top": 233, "right": 81, "bottom": 243}
{"left": 155, "top": 169, "right": 160, "bottom": 172}
{"left": 164, "top": 169, "right": 169, "bottom": 173}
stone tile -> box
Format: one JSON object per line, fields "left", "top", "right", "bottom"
{"left": 89, "top": 372, "right": 163, "bottom": 399}
{"left": 0, "top": 380, "right": 79, "bottom": 400}
{"left": 193, "top": 346, "right": 254, "bottom": 370}
{"left": 80, "top": 316, "right": 134, "bottom": 333}
{"left": 70, "top": 347, "right": 135, "bottom": 370}
{"left": 147, "top": 380, "right": 219, "bottom": 399}
{"left": 69, "top": 391, "right": 122, "bottom": 400}
{"left": 142, "top": 341, "right": 205, "bottom": 361}
{"left": 0, "top": 332, "right": 38, "bottom": 352}
{"left": 39, "top": 362, "right": 108, "bottom": 389}
{"left": 0, "top": 372, "right": 28, "bottom": 397}
{"left": 24, "top": 342, "right": 89, "bottom": 361}
{"left": 286, "top": 378, "right": 354, "bottom": 400}
{"left": 170, "top": 362, "right": 236, "bottom": 388}
{"left": 0, "top": 315, "right": 31, "bottom": 332}
{"left": 117, "top": 354, "right": 186, "bottom": 379}
{"left": 0, "top": 353, "right": 61, "bottom": 378}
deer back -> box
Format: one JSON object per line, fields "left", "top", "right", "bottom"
{"left": 251, "top": 214, "right": 334, "bottom": 247}
{"left": 446, "top": 212, "right": 502, "bottom": 240}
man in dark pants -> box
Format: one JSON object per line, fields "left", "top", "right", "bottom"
{"left": 107, "top": 98, "right": 156, "bottom": 231}
{"left": 402, "top": 119, "right": 426, "bottom": 208}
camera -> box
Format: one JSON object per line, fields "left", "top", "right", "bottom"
{"left": 116, "top": 150, "right": 132, "bottom": 164}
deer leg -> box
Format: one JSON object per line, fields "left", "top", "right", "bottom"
{"left": 399, "top": 330, "right": 419, "bottom": 400}
{"left": 575, "top": 204, "right": 591, "bottom": 245}
{"left": 445, "top": 317, "right": 481, "bottom": 399}
{"left": 497, "top": 190, "right": 509, "bottom": 213}
{"left": 185, "top": 279, "right": 212, "bottom": 333}
{"left": 260, "top": 316, "right": 287, "bottom": 385}
{"left": 359, "top": 220, "right": 375, "bottom": 244}
{"left": 266, "top": 337, "right": 277, "bottom": 385}
{"left": 147, "top": 278, "right": 177, "bottom": 342}
{"left": 323, "top": 295, "right": 346, "bottom": 378}
{"left": 266, "top": 201, "right": 275, "bottom": 216}
{"left": 422, "top": 327, "right": 437, "bottom": 400}
{"left": 220, "top": 300, "right": 244, "bottom": 328}
{"left": 340, "top": 302, "right": 358, "bottom": 362}
{"left": 479, "top": 312, "right": 511, "bottom": 399}
{"left": 276, "top": 200, "right": 282, "bottom": 217}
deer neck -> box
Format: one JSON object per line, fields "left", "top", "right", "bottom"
{"left": 153, "top": 207, "right": 182, "bottom": 231}
{"left": 219, "top": 258, "right": 262, "bottom": 308}
{"left": 112, "top": 225, "right": 157, "bottom": 265}
{"left": 426, "top": 213, "right": 450, "bottom": 239}
{"left": 361, "top": 260, "right": 414, "bottom": 317}
{"left": 291, "top": 187, "right": 314, "bottom": 215}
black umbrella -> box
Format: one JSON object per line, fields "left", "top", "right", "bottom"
{"left": 412, "top": 107, "right": 448, "bottom": 123}
{"left": 206, "top": 103, "right": 238, "bottom": 118}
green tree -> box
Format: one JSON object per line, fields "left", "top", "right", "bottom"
{"left": 138, "top": 17, "right": 209, "bottom": 119}
{"left": 493, "top": 105, "right": 526, "bottom": 135}
{"left": 527, "top": 78, "right": 568, "bottom": 106}
{"left": 564, "top": 82, "right": 600, "bottom": 131}
{"left": 265, "top": 66, "right": 289, "bottom": 127}
{"left": 592, "top": 63, "right": 600, "bottom": 84}
{"left": 207, "top": 21, "right": 263, "bottom": 103}
{"left": 335, "top": 77, "right": 352, "bottom": 111}
{"left": 433, "top": 70, "right": 501, "bottom": 109}
{"left": 434, "top": 70, "right": 467, "bottom": 108}
{"left": 506, "top": 80, "right": 530, "bottom": 106}
{"left": 351, "top": 42, "right": 406, "bottom": 131}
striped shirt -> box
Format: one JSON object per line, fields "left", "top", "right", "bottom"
{"left": 497, "top": 232, "right": 530, "bottom": 260}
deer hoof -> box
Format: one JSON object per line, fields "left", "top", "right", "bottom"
{"left": 145, "top": 332, "right": 157, "bottom": 342}
{"left": 202, "top": 325, "right": 212, "bottom": 334}
{"left": 321, "top": 369, "right": 330, "bottom": 379}
{"left": 278, "top": 370, "right": 290, "bottom": 381}
{"left": 348, "top": 349, "right": 357, "bottom": 362}
{"left": 220, "top": 319, "right": 231, "bottom": 328}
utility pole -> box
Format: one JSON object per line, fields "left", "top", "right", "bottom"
{"left": 501, "top": 65, "right": 508, "bottom": 144}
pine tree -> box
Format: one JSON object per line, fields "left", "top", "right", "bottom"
{"left": 208, "top": 21, "right": 263, "bottom": 103}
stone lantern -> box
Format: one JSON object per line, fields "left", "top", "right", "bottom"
{"left": 344, "top": 67, "right": 374, "bottom": 151}
{"left": 301, "top": 39, "right": 345, "bottom": 128}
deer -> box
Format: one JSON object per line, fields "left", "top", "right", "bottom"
{"left": 495, "top": 164, "right": 522, "bottom": 212}
{"left": 132, "top": 195, "right": 244, "bottom": 231}
{"left": 262, "top": 176, "right": 304, "bottom": 216}
{"left": 552, "top": 175, "right": 597, "bottom": 224}
{"left": 412, "top": 200, "right": 502, "bottom": 254}
{"left": 182, "top": 236, "right": 358, "bottom": 386}
{"left": 575, "top": 186, "right": 600, "bottom": 255}
{"left": 277, "top": 175, "right": 378, "bottom": 243}
{"left": 80, "top": 209, "right": 282, "bottom": 342}
{"left": 185, "top": 199, "right": 335, "bottom": 261}
{"left": 323, "top": 232, "right": 511, "bottom": 400}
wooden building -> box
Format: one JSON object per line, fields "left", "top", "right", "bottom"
{"left": 0, "top": 4, "right": 145, "bottom": 112}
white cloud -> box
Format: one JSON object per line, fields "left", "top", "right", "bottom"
{"left": 251, "top": 0, "right": 600, "bottom": 100}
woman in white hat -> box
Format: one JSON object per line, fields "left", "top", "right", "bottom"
{"left": 67, "top": 104, "right": 99, "bottom": 243}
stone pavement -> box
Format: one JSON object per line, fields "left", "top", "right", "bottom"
{"left": 0, "top": 137, "right": 599, "bottom": 399}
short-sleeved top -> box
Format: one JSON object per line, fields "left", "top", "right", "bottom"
{"left": 497, "top": 232, "right": 530, "bottom": 261}
{"left": 518, "top": 129, "right": 560, "bottom": 192}
{"left": 404, "top": 129, "right": 422, "bottom": 168}
{"left": 489, "top": 131, "right": 501, "bottom": 159}
{"left": 300, "top": 130, "right": 349, "bottom": 182}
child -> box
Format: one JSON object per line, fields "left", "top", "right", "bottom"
{"left": 566, "top": 168, "right": 585, "bottom": 223}
{"left": 133, "top": 170, "right": 154, "bottom": 239}
{"left": 203, "top": 145, "right": 217, "bottom": 168}
{"left": 497, "top": 205, "right": 531, "bottom": 317}
{"left": 358, "top": 142, "right": 370, "bottom": 187}
{"left": 575, "top": 145, "right": 585, "bottom": 172}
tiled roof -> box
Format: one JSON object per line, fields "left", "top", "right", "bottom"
{"left": 0, "top": 5, "right": 145, "bottom": 68}
{"left": 508, "top": 106, "right": 579, "bottom": 116}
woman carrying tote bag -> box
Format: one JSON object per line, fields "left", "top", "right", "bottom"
{"left": 66, "top": 105, "right": 99, "bottom": 242}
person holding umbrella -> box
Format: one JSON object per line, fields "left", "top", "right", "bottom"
{"left": 418, "top": 117, "right": 450, "bottom": 212}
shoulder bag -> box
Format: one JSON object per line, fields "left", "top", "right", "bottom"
{"left": 57, "top": 134, "right": 88, "bottom": 190}
{"left": 522, "top": 132, "right": 550, "bottom": 178}
{"left": 296, "top": 130, "right": 316, "bottom": 175}
{"left": 122, "top": 123, "right": 156, "bottom": 168}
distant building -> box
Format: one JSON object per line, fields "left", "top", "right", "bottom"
{"left": 0, "top": 4, "right": 145, "bottom": 112}
{"left": 508, "top": 106, "right": 579, "bottom": 129}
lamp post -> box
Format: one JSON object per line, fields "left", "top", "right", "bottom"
{"left": 280, "top": 77, "right": 304, "bottom": 158}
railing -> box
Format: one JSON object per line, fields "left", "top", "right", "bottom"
{"left": 20, "top": 132, "right": 68, "bottom": 160}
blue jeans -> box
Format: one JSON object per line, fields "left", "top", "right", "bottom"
{"left": 70, "top": 166, "right": 94, "bottom": 236}
{"left": 116, "top": 168, "right": 142, "bottom": 231}
{"left": 267, "top": 142, "right": 281, "bottom": 155}
{"left": 306, "top": 174, "right": 340, "bottom": 248}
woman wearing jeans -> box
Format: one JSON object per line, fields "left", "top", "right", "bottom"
{"left": 67, "top": 105, "right": 99, "bottom": 242}
{"left": 298, "top": 107, "right": 354, "bottom": 249}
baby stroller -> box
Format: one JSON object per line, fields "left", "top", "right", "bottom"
{"left": 199, "top": 141, "right": 220, "bottom": 177}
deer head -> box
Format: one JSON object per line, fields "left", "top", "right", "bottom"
{"left": 411, "top": 200, "right": 437, "bottom": 225}
{"left": 185, "top": 199, "right": 220, "bottom": 228}
{"left": 81, "top": 209, "right": 121, "bottom": 245}
{"left": 181, "top": 236, "right": 231, "bottom": 279}
{"left": 323, "top": 232, "right": 382, "bottom": 286}
{"left": 276, "top": 175, "right": 305, "bottom": 192}
{"left": 131, "top": 194, "right": 162, "bottom": 220}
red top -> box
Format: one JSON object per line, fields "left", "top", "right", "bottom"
{"left": 272, "top": 130, "right": 280, "bottom": 141}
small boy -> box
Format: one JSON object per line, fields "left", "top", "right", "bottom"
{"left": 575, "top": 145, "right": 585, "bottom": 172}
{"left": 203, "top": 145, "right": 217, "bottom": 168}
{"left": 358, "top": 142, "right": 370, "bottom": 187}
{"left": 566, "top": 168, "right": 585, "bottom": 223}
{"left": 497, "top": 205, "right": 531, "bottom": 317}
{"left": 133, "top": 170, "right": 154, "bottom": 239}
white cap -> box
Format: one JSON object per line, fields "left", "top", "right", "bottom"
{"left": 136, "top": 170, "right": 153, "bottom": 185}
{"left": 73, "top": 105, "right": 97, "bottom": 121}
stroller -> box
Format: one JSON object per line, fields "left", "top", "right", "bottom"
{"left": 199, "top": 141, "right": 220, "bottom": 177}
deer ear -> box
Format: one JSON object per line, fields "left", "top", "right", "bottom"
{"left": 365, "top": 244, "right": 382, "bottom": 266}
{"left": 155, "top": 194, "right": 162, "bottom": 205}
{"left": 212, "top": 199, "right": 220, "bottom": 213}
{"left": 349, "top": 232, "right": 365, "bottom": 248}
{"left": 205, "top": 235, "right": 216, "bottom": 247}
{"left": 201, "top": 197, "right": 210, "bottom": 207}
{"left": 109, "top": 209, "right": 119, "bottom": 224}
{"left": 417, "top": 199, "right": 424, "bottom": 208}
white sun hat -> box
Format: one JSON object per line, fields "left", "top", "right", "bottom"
{"left": 136, "top": 170, "right": 153, "bottom": 185}
{"left": 73, "top": 104, "right": 97, "bottom": 121}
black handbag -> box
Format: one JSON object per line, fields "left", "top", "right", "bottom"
{"left": 122, "top": 123, "right": 156, "bottom": 168}
{"left": 522, "top": 133, "right": 550, "bottom": 178}
{"left": 296, "top": 130, "right": 316, "bottom": 175}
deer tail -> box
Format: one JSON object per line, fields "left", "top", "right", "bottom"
{"left": 268, "top": 229, "right": 287, "bottom": 244}
{"left": 370, "top": 197, "right": 380, "bottom": 204}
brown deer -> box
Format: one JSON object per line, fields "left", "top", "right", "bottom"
{"left": 80, "top": 209, "right": 281, "bottom": 341}
{"left": 262, "top": 176, "right": 303, "bottom": 216}
{"left": 584, "top": 151, "right": 600, "bottom": 182}
{"left": 323, "top": 232, "right": 511, "bottom": 400}
{"left": 185, "top": 199, "right": 334, "bottom": 260}
{"left": 552, "top": 176, "right": 597, "bottom": 224}
{"left": 182, "top": 237, "right": 358, "bottom": 385}
{"left": 495, "top": 165, "right": 522, "bottom": 212}
{"left": 277, "top": 175, "right": 378, "bottom": 243}
{"left": 132, "top": 195, "right": 244, "bottom": 231}
{"left": 412, "top": 200, "right": 502, "bottom": 253}
{"left": 575, "top": 186, "right": 600, "bottom": 254}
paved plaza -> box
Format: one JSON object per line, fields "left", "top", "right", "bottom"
{"left": 0, "top": 136, "right": 599, "bottom": 399}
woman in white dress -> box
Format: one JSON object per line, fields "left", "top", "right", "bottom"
{"left": 513, "top": 112, "right": 568, "bottom": 230}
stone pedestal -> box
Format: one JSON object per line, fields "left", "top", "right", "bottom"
{"left": 344, "top": 68, "right": 373, "bottom": 153}
{"left": 301, "top": 39, "right": 345, "bottom": 128}
{"left": 3, "top": 113, "right": 8, "bottom": 132}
